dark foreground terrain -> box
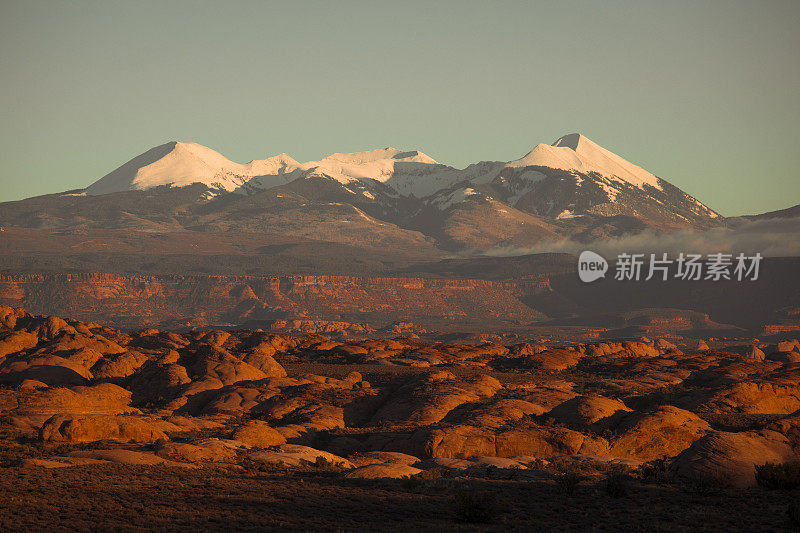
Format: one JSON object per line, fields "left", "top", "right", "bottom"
{"left": 2, "top": 304, "right": 800, "bottom": 530}
{"left": 0, "top": 463, "right": 796, "bottom": 531}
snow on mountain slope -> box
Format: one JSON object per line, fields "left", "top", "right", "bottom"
{"left": 86, "top": 143, "right": 452, "bottom": 197}
{"left": 83, "top": 134, "right": 719, "bottom": 226}
{"left": 429, "top": 187, "right": 482, "bottom": 210}
{"left": 508, "top": 133, "right": 662, "bottom": 189}
{"left": 83, "top": 134, "right": 673, "bottom": 198}
{"left": 252, "top": 148, "right": 443, "bottom": 192}
{"left": 86, "top": 141, "right": 298, "bottom": 195}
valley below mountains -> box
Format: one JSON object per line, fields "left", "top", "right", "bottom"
{"left": 0, "top": 236, "right": 797, "bottom": 342}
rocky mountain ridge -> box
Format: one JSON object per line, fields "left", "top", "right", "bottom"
{"left": 0, "top": 134, "right": 722, "bottom": 252}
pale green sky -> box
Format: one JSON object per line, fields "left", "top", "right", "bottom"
{"left": 1, "top": 0, "right": 798, "bottom": 215}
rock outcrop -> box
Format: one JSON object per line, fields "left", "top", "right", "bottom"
{"left": 670, "top": 430, "right": 797, "bottom": 487}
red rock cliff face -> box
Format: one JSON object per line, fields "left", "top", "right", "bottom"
{"left": 0, "top": 273, "right": 546, "bottom": 330}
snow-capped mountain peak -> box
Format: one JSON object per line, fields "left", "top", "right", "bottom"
{"left": 292, "top": 148, "right": 440, "bottom": 186}
{"left": 86, "top": 141, "right": 299, "bottom": 195}
{"left": 508, "top": 133, "right": 662, "bottom": 190}
{"left": 82, "top": 134, "right": 719, "bottom": 228}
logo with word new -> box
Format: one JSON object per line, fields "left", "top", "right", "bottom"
{"left": 578, "top": 251, "right": 608, "bottom": 282}
{"left": 577, "top": 251, "right": 763, "bottom": 283}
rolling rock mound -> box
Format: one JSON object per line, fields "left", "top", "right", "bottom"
{"left": 1, "top": 304, "right": 799, "bottom": 484}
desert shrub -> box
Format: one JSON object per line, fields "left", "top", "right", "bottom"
{"left": 755, "top": 462, "right": 800, "bottom": 490}
{"left": 638, "top": 457, "right": 673, "bottom": 484}
{"left": 547, "top": 457, "right": 579, "bottom": 473}
{"left": 415, "top": 467, "right": 446, "bottom": 480}
{"left": 300, "top": 456, "right": 346, "bottom": 472}
{"left": 788, "top": 500, "right": 800, "bottom": 528}
{"left": 401, "top": 467, "right": 448, "bottom": 491}
{"left": 239, "top": 457, "right": 289, "bottom": 474}
{"left": 454, "top": 489, "right": 498, "bottom": 524}
{"left": 400, "top": 475, "right": 422, "bottom": 491}
{"left": 525, "top": 458, "right": 547, "bottom": 470}
{"left": 534, "top": 456, "right": 618, "bottom": 475}
{"left": 556, "top": 473, "right": 583, "bottom": 495}
{"left": 685, "top": 472, "right": 733, "bottom": 495}
{"left": 604, "top": 470, "right": 631, "bottom": 498}
{"left": 149, "top": 437, "right": 167, "bottom": 451}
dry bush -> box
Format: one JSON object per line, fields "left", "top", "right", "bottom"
{"left": 531, "top": 456, "right": 620, "bottom": 475}
{"left": 638, "top": 457, "right": 673, "bottom": 485}
{"left": 238, "top": 456, "right": 289, "bottom": 474}
{"left": 684, "top": 472, "right": 733, "bottom": 496}
{"left": 755, "top": 462, "right": 800, "bottom": 490}
{"left": 300, "top": 456, "right": 347, "bottom": 472}
{"left": 415, "top": 467, "right": 447, "bottom": 480}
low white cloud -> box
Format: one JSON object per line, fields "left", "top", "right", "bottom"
{"left": 484, "top": 217, "right": 800, "bottom": 258}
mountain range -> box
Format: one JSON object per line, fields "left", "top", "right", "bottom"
{"left": 0, "top": 133, "right": 798, "bottom": 337}
{"left": 0, "top": 133, "right": 736, "bottom": 253}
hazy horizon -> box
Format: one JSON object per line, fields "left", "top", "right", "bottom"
{"left": 1, "top": 0, "right": 799, "bottom": 216}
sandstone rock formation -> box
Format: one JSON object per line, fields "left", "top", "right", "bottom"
{"left": 609, "top": 406, "right": 711, "bottom": 461}
{"left": 670, "top": 430, "right": 797, "bottom": 487}
{"left": 1, "top": 304, "right": 798, "bottom": 491}
{"left": 40, "top": 414, "right": 168, "bottom": 443}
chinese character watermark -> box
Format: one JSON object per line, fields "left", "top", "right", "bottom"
{"left": 578, "top": 251, "right": 762, "bottom": 283}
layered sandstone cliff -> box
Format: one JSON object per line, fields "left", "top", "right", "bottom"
{"left": 0, "top": 273, "right": 548, "bottom": 330}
